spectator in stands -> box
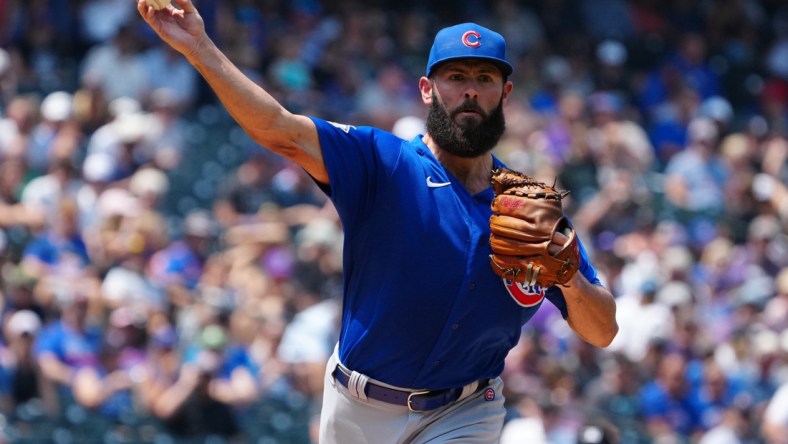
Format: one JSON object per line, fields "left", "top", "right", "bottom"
{"left": 663, "top": 116, "right": 728, "bottom": 247}
{"left": 0, "top": 161, "right": 30, "bottom": 227}
{"left": 149, "top": 325, "right": 249, "bottom": 440}
{"left": 19, "top": 154, "right": 83, "bottom": 224}
{"left": 183, "top": 324, "right": 259, "bottom": 406}
{"left": 528, "top": 89, "right": 589, "bottom": 170}
{"left": 129, "top": 166, "right": 170, "bottom": 212}
{"left": 638, "top": 352, "right": 702, "bottom": 441}
{"left": 80, "top": 24, "right": 150, "bottom": 103}
{"left": 20, "top": 197, "right": 90, "bottom": 282}
{"left": 738, "top": 214, "right": 786, "bottom": 277}
{"left": 140, "top": 89, "right": 189, "bottom": 171}
{"left": 764, "top": 268, "right": 788, "bottom": 331}
{"left": 0, "top": 95, "right": 36, "bottom": 159}
{"left": 137, "top": 324, "right": 180, "bottom": 415}
{"left": 87, "top": 187, "right": 143, "bottom": 271}
{"left": 213, "top": 153, "right": 282, "bottom": 226}
{"left": 100, "top": 241, "right": 165, "bottom": 313}
{"left": 6, "top": 2, "right": 74, "bottom": 95}
{"left": 34, "top": 286, "right": 102, "bottom": 415}
{"left": 0, "top": 265, "right": 45, "bottom": 323}
{"left": 147, "top": 209, "right": 217, "bottom": 307}
{"left": 698, "top": 406, "right": 749, "bottom": 444}
{"left": 106, "top": 306, "right": 150, "bottom": 370}
{"left": 758, "top": 80, "right": 788, "bottom": 136}
{"left": 0, "top": 309, "right": 43, "bottom": 412}
{"left": 691, "top": 359, "right": 746, "bottom": 432}
{"left": 585, "top": 353, "right": 647, "bottom": 443}
{"left": 71, "top": 336, "right": 139, "bottom": 424}
{"left": 140, "top": 43, "right": 200, "bottom": 110}
{"left": 26, "top": 91, "right": 81, "bottom": 175}
{"left": 669, "top": 32, "right": 721, "bottom": 101}
{"left": 0, "top": 48, "right": 17, "bottom": 107}
{"left": 593, "top": 39, "right": 630, "bottom": 99}
{"left": 277, "top": 281, "right": 340, "bottom": 400}
{"left": 84, "top": 96, "right": 141, "bottom": 171}
{"left": 587, "top": 91, "right": 654, "bottom": 175}
{"left": 608, "top": 280, "right": 673, "bottom": 363}
{"left": 355, "top": 62, "right": 422, "bottom": 130}
{"left": 78, "top": 0, "right": 137, "bottom": 46}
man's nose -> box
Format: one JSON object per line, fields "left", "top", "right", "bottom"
{"left": 464, "top": 84, "right": 479, "bottom": 99}
{"left": 461, "top": 79, "right": 483, "bottom": 99}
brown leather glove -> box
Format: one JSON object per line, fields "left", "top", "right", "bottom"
{"left": 489, "top": 167, "right": 579, "bottom": 287}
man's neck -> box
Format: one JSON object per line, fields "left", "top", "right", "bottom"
{"left": 422, "top": 134, "right": 493, "bottom": 195}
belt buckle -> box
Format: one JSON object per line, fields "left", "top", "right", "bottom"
{"left": 407, "top": 390, "right": 431, "bottom": 413}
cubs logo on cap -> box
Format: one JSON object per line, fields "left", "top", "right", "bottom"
{"left": 426, "top": 23, "right": 513, "bottom": 77}
{"left": 462, "top": 31, "right": 481, "bottom": 48}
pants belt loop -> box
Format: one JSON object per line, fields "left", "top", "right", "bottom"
{"left": 458, "top": 380, "right": 479, "bottom": 401}
{"left": 347, "top": 370, "right": 369, "bottom": 401}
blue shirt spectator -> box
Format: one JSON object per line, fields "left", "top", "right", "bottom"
{"left": 638, "top": 353, "right": 702, "bottom": 439}
{"left": 34, "top": 316, "right": 102, "bottom": 373}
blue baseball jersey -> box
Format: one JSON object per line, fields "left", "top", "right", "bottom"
{"left": 311, "top": 117, "right": 601, "bottom": 390}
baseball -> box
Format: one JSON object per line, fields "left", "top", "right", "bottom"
{"left": 145, "top": 0, "right": 171, "bottom": 10}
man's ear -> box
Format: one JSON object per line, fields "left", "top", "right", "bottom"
{"left": 419, "top": 77, "right": 434, "bottom": 104}
{"left": 502, "top": 80, "right": 513, "bottom": 102}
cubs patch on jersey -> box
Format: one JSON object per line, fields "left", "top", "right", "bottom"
{"left": 503, "top": 280, "right": 545, "bottom": 307}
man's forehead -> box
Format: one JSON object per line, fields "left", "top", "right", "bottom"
{"left": 434, "top": 59, "right": 504, "bottom": 75}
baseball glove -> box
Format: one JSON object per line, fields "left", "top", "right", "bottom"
{"left": 489, "top": 167, "right": 579, "bottom": 288}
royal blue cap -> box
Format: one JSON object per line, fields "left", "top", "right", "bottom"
{"left": 426, "top": 23, "right": 513, "bottom": 77}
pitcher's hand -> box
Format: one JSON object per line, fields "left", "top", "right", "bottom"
{"left": 137, "top": 0, "right": 206, "bottom": 58}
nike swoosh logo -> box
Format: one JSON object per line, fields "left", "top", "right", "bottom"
{"left": 426, "top": 176, "right": 452, "bottom": 188}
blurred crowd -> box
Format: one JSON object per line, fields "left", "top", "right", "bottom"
{"left": 0, "top": 0, "right": 787, "bottom": 443}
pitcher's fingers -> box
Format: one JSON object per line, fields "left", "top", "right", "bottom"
{"left": 552, "top": 231, "right": 569, "bottom": 245}
{"left": 136, "top": 0, "right": 156, "bottom": 20}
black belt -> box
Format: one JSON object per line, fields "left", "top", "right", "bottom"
{"left": 332, "top": 366, "right": 488, "bottom": 413}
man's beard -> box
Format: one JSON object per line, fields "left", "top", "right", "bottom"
{"left": 425, "top": 93, "right": 506, "bottom": 158}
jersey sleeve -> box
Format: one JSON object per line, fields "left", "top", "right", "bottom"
{"left": 308, "top": 117, "right": 404, "bottom": 234}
